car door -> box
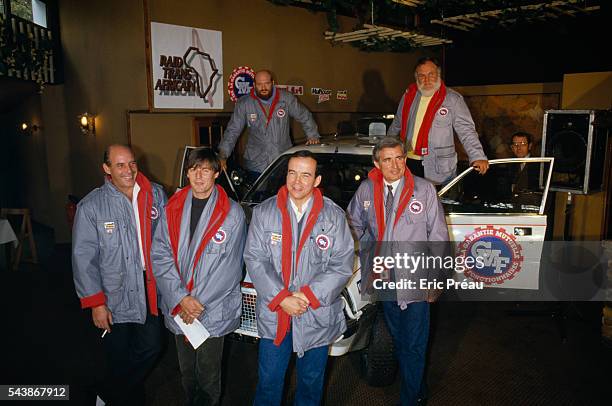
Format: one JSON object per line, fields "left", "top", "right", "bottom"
{"left": 438, "top": 158, "right": 554, "bottom": 290}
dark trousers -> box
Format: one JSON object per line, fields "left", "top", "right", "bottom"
{"left": 100, "top": 312, "right": 162, "bottom": 405}
{"left": 382, "top": 301, "right": 429, "bottom": 406}
{"left": 254, "top": 331, "right": 329, "bottom": 406}
{"left": 175, "top": 335, "right": 225, "bottom": 406}
{"left": 406, "top": 158, "right": 425, "bottom": 178}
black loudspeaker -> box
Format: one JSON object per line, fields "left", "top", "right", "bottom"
{"left": 542, "top": 110, "right": 611, "bottom": 194}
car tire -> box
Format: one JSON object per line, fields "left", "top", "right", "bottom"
{"left": 361, "top": 304, "right": 397, "bottom": 387}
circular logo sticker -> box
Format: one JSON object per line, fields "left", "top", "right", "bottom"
{"left": 457, "top": 226, "right": 523, "bottom": 285}
{"left": 151, "top": 206, "right": 159, "bottom": 220}
{"left": 212, "top": 229, "right": 227, "bottom": 244}
{"left": 227, "top": 66, "right": 255, "bottom": 102}
{"left": 438, "top": 107, "right": 448, "bottom": 116}
{"left": 276, "top": 108, "right": 286, "bottom": 118}
{"left": 408, "top": 200, "right": 423, "bottom": 214}
{"left": 315, "top": 234, "right": 331, "bottom": 251}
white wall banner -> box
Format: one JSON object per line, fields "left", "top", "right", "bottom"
{"left": 151, "top": 22, "right": 223, "bottom": 109}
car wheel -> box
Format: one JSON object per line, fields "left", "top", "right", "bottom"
{"left": 361, "top": 304, "right": 397, "bottom": 387}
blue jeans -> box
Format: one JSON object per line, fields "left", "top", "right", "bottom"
{"left": 382, "top": 301, "right": 430, "bottom": 406}
{"left": 254, "top": 331, "right": 328, "bottom": 406}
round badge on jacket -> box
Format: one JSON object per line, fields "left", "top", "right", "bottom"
{"left": 276, "top": 108, "right": 286, "bottom": 118}
{"left": 315, "top": 234, "right": 331, "bottom": 250}
{"left": 212, "top": 229, "right": 227, "bottom": 244}
{"left": 151, "top": 206, "right": 159, "bottom": 220}
{"left": 438, "top": 107, "right": 448, "bottom": 116}
{"left": 408, "top": 200, "right": 423, "bottom": 214}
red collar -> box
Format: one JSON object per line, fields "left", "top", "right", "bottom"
{"left": 250, "top": 87, "right": 280, "bottom": 127}
{"left": 273, "top": 186, "right": 323, "bottom": 345}
{"left": 367, "top": 167, "right": 414, "bottom": 240}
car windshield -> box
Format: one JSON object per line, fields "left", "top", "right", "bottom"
{"left": 243, "top": 153, "right": 374, "bottom": 209}
{"left": 440, "top": 161, "right": 549, "bottom": 214}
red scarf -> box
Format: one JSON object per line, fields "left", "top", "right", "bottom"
{"left": 165, "top": 185, "right": 230, "bottom": 295}
{"left": 399, "top": 82, "right": 447, "bottom": 156}
{"left": 274, "top": 186, "right": 323, "bottom": 345}
{"left": 368, "top": 167, "right": 414, "bottom": 240}
{"left": 132, "top": 173, "right": 158, "bottom": 315}
{"left": 250, "top": 87, "right": 280, "bottom": 127}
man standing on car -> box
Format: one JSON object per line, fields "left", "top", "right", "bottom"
{"left": 387, "top": 56, "right": 489, "bottom": 185}
{"left": 218, "top": 69, "right": 320, "bottom": 181}
{"left": 244, "top": 150, "right": 354, "bottom": 405}
{"left": 72, "top": 144, "right": 167, "bottom": 405}
{"left": 347, "top": 137, "right": 449, "bottom": 406}
{"left": 151, "top": 148, "right": 246, "bottom": 406}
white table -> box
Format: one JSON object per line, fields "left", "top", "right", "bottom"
{"left": 0, "top": 219, "right": 18, "bottom": 247}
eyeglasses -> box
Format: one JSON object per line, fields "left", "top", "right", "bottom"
{"left": 511, "top": 142, "right": 529, "bottom": 147}
{"left": 416, "top": 72, "right": 438, "bottom": 81}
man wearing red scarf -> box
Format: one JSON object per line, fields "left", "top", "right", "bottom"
{"left": 387, "top": 57, "right": 489, "bottom": 185}
{"left": 72, "top": 145, "right": 167, "bottom": 405}
{"left": 347, "top": 137, "right": 449, "bottom": 406}
{"left": 218, "top": 70, "right": 320, "bottom": 181}
{"left": 244, "top": 150, "right": 354, "bottom": 406}
{"left": 151, "top": 148, "right": 246, "bottom": 406}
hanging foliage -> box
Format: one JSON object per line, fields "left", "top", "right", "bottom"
{"left": 0, "top": 13, "right": 53, "bottom": 91}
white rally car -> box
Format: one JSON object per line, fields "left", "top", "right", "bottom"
{"left": 179, "top": 133, "right": 554, "bottom": 386}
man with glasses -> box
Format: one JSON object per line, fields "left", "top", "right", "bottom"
{"left": 387, "top": 57, "right": 489, "bottom": 185}
{"left": 509, "top": 131, "right": 539, "bottom": 192}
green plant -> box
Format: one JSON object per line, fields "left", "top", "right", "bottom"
{"left": 0, "top": 12, "right": 53, "bottom": 91}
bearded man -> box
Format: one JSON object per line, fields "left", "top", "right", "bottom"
{"left": 387, "top": 57, "right": 489, "bottom": 185}
{"left": 218, "top": 69, "right": 320, "bottom": 182}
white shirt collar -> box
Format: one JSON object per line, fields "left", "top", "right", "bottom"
{"left": 289, "top": 196, "right": 312, "bottom": 223}
{"left": 383, "top": 178, "right": 401, "bottom": 196}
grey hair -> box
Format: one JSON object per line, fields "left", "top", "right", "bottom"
{"left": 373, "top": 137, "right": 406, "bottom": 162}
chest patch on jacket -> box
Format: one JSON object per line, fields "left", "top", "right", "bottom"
{"left": 212, "top": 229, "right": 226, "bottom": 244}
{"left": 249, "top": 113, "right": 257, "bottom": 122}
{"left": 363, "top": 200, "right": 371, "bottom": 209}
{"left": 103, "top": 222, "right": 115, "bottom": 234}
{"left": 438, "top": 107, "right": 448, "bottom": 116}
{"left": 408, "top": 200, "right": 424, "bottom": 214}
{"left": 151, "top": 206, "right": 159, "bottom": 220}
{"left": 276, "top": 108, "right": 286, "bottom": 118}
{"left": 315, "top": 234, "right": 331, "bottom": 250}
{"left": 271, "top": 232, "right": 282, "bottom": 245}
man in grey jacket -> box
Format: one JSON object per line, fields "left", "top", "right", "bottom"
{"left": 347, "top": 137, "right": 449, "bottom": 406}
{"left": 151, "top": 148, "right": 246, "bottom": 406}
{"left": 244, "top": 150, "right": 354, "bottom": 406}
{"left": 218, "top": 70, "right": 320, "bottom": 180}
{"left": 387, "top": 56, "right": 489, "bottom": 185}
{"left": 72, "top": 144, "right": 167, "bottom": 405}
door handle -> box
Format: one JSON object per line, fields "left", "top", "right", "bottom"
{"left": 514, "top": 227, "right": 532, "bottom": 236}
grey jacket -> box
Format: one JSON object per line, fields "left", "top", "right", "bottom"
{"left": 388, "top": 87, "right": 487, "bottom": 184}
{"left": 347, "top": 175, "right": 449, "bottom": 301}
{"left": 72, "top": 174, "right": 167, "bottom": 324}
{"left": 218, "top": 88, "right": 319, "bottom": 173}
{"left": 244, "top": 195, "right": 354, "bottom": 356}
{"left": 151, "top": 186, "right": 246, "bottom": 337}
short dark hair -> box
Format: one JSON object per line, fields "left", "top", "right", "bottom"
{"left": 415, "top": 56, "right": 441, "bottom": 72}
{"left": 373, "top": 137, "right": 406, "bottom": 162}
{"left": 511, "top": 131, "right": 533, "bottom": 145}
{"left": 185, "top": 147, "right": 220, "bottom": 174}
{"left": 288, "top": 150, "right": 320, "bottom": 177}
{"left": 103, "top": 144, "right": 134, "bottom": 165}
